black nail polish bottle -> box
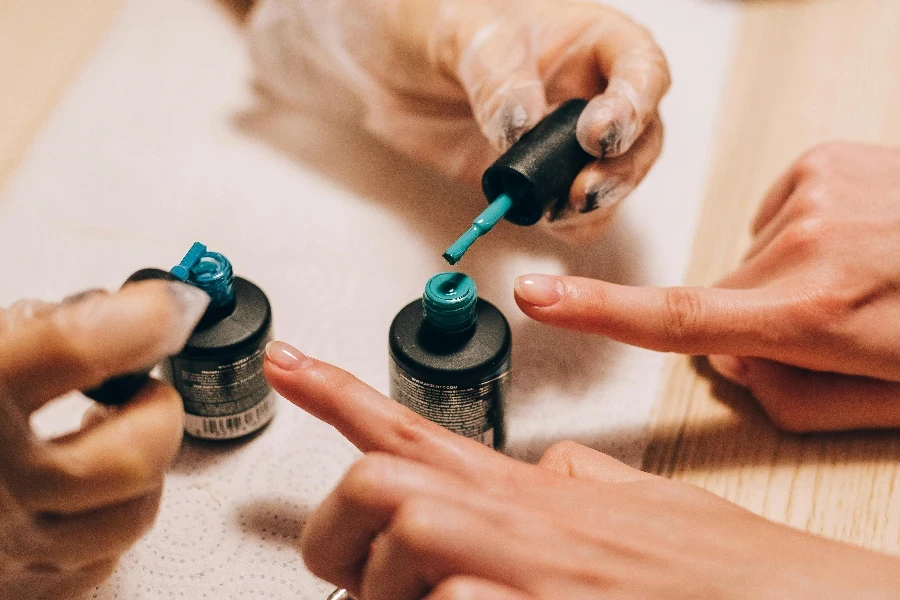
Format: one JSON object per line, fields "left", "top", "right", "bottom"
{"left": 388, "top": 273, "right": 511, "bottom": 449}
{"left": 161, "top": 247, "right": 276, "bottom": 440}
{"left": 86, "top": 243, "right": 276, "bottom": 440}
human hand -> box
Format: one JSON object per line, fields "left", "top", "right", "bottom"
{"left": 264, "top": 340, "right": 900, "bottom": 599}
{"left": 248, "top": 0, "right": 669, "bottom": 237}
{"left": 515, "top": 143, "right": 900, "bottom": 432}
{"left": 0, "top": 282, "right": 209, "bottom": 599}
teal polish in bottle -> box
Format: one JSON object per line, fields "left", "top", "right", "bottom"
{"left": 422, "top": 273, "right": 477, "bottom": 333}
{"left": 388, "top": 273, "right": 511, "bottom": 449}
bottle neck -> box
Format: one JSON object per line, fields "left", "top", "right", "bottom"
{"left": 422, "top": 273, "right": 477, "bottom": 336}
{"left": 189, "top": 251, "right": 235, "bottom": 308}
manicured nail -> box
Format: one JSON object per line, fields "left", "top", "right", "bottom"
{"left": 515, "top": 275, "right": 564, "bottom": 307}
{"left": 61, "top": 281, "right": 210, "bottom": 360}
{"left": 708, "top": 355, "right": 749, "bottom": 386}
{"left": 265, "top": 341, "right": 312, "bottom": 371}
{"left": 163, "top": 281, "right": 211, "bottom": 338}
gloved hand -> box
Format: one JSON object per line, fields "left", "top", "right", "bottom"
{"left": 0, "top": 282, "right": 208, "bottom": 599}
{"left": 248, "top": 0, "right": 670, "bottom": 238}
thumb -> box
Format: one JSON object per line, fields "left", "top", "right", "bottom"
{"left": 434, "top": 5, "right": 548, "bottom": 151}
{"left": 514, "top": 274, "right": 790, "bottom": 357}
{"left": 708, "top": 356, "right": 900, "bottom": 432}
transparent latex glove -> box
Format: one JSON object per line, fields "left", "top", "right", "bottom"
{"left": 0, "top": 282, "right": 209, "bottom": 599}
{"left": 248, "top": 0, "right": 670, "bottom": 238}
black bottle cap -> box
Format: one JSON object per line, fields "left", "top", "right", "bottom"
{"left": 83, "top": 268, "right": 180, "bottom": 405}
{"left": 482, "top": 99, "right": 593, "bottom": 226}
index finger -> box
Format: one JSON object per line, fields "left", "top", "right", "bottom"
{"left": 263, "top": 341, "right": 512, "bottom": 480}
{"left": 514, "top": 275, "right": 797, "bottom": 357}
{"left": 576, "top": 15, "right": 671, "bottom": 158}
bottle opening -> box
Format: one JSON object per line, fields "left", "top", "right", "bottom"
{"left": 422, "top": 273, "right": 477, "bottom": 334}
{"left": 189, "top": 252, "right": 235, "bottom": 308}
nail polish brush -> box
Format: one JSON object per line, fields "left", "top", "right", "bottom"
{"left": 443, "top": 99, "right": 594, "bottom": 265}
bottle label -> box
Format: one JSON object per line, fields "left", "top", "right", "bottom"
{"left": 168, "top": 337, "right": 276, "bottom": 440}
{"left": 389, "top": 360, "right": 508, "bottom": 448}
{"left": 182, "top": 390, "right": 278, "bottom": 440}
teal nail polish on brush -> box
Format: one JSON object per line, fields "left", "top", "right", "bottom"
{"left": 442, "top": 100, "right": 594, "bottom": 265}
{"left": 389, "top": 272, "right": 511, "bottom": 449}
{"left": 443, "top": 193, "right": 513, "bottom": 265}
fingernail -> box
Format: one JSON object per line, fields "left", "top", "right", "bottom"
{"left": 515, "top": 275, "right": 564, "bottom": 307}
{"left": 162, "top": 281, "right": 211, "bottom": 346}
{"left": 708, "top": 355, "right": 749, "bottom": 386}
{"left": 265, "top": 341, "right": 313, "bottom": 371}
{"left": 581, "top": 178, "right": 621, "bottom": 213}
{"left": 598, "top": 121, "right": 623, "bottom": 158}
{"left": 591, "top": 104, "right": 613, "bottom": 127}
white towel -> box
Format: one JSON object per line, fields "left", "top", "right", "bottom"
{"left": 0, "top": 0, "right": 738, "bottom": 596}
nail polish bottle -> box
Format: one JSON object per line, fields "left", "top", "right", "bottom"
{"left": 388, "top": 273, "right": 511, "bottom": 449}
{"left": 162, "top": 244, "right": 276, "bottom": 440}
{"left": 86, "top": 242, "right": 276, "bottom": 440}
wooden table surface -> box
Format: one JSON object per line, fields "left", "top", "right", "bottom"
{"left": 3, "top": 0, "right": 899, "bottom": 557}
{"left": 644, "top": 0, "right": 900, "bottom": 555}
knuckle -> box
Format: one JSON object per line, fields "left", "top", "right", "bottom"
{"left": 661, "top": 287, "right": 705, "bottom": 341}
{"left": 777, "top": 217, "right": 828, "bottom": 255}
{"left": 1, "top": 520, "right": 40, "bottom": 563}
{"left": 541, "top": 440, "right": 580, "bottom": 464}
{"left": 390, "top": 499, "right": 440, "bottom": 548}
{"left": 790, "top": 182, "right": 831, "bottom": 215}
{"left": 339, "top": 456, "right": 394, "bottom": 506}
{"left": 782, "top": 280, "right": 856, "bottom": 335}
{"left": 388, "top": 408, "right": 436, "bottom": 450}
{"left": 795, "top": 143, "right": 843, "bottom": 178}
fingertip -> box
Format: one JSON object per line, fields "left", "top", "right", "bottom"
{"left": 576, "top": 94, "right": 639, "bottom": 159}
{"left": 263, "top": 343, "right": 354, "bottom": 428}
{"left": 481, "top": 80, "right": 547, "bottom": 151}
{"left": 513, "top": 274, "right": 565, "bottom": 310}
{"left": 263, "top": 341, "right": 319, "bottom": 409}
{"left": 265, "top": 340, "right": 313, "bottom": 372}
{"left": 51, "top": 281, "right": 207, "bottom": 385}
